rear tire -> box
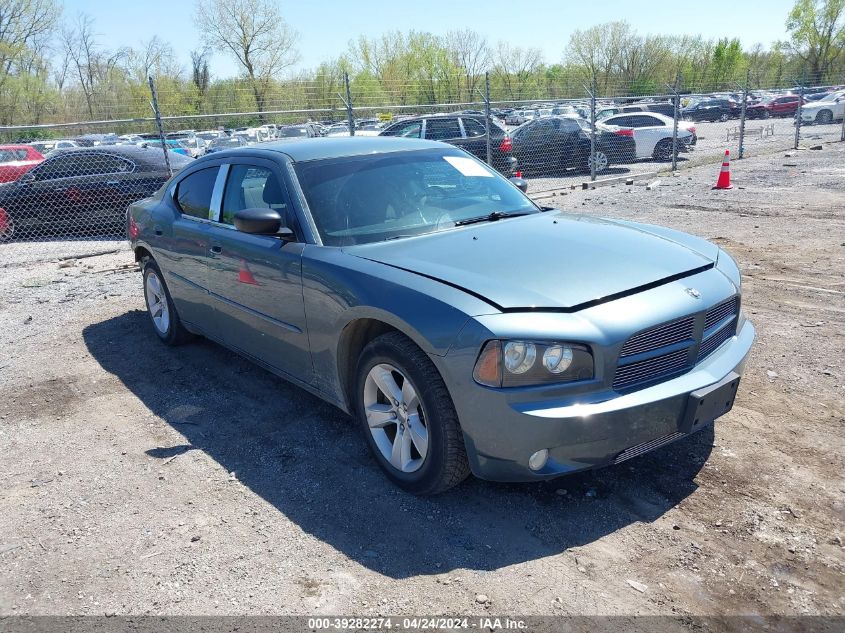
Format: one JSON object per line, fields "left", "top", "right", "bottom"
{"left": 355, "top": 331, "right": 470, "bottom": 495}
{"left": 719, "top": 112, "right": 729, "bottom": 122}
{"left": 0, "top": 211, "right": 14, "bottom": 242}
{"left": 585, "top": 150, "right": 610, "bottom": 174}
{"left": 141, "top": 257, "right": 193, "bottom": 346}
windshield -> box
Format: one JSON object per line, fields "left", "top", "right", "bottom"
{"left": 819, "top": 91, "right": 843, "bottom": 102}
{"left": 295, "top": 148, "right": 539, "bottom": 246}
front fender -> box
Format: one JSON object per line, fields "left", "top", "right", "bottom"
{"left": 300, "top": 245, "right": 497, "bottom": 408}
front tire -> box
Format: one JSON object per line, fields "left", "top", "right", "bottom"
{"left": 141, "top": 257, "right": 193, "bottom": 346}
{"left": 719, "top": 112, "right": 729, "bottom": 122}
{"left": 355, "top": 332, "right": 470, "bottom": 495}
{"left": 653, "top": 138, "right": 674, "bottom": 161}
{"left": 817, "top": 110, "right": 833, "bottom": 124}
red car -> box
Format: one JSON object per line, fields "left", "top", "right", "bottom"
{"left": 0, "top": 145, "right": 44, "bottom": 183}
{"left": 746, "top": 94, "right": 805, "bottom": 119}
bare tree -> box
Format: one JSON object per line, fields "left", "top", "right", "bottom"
{"left": 446, "top": 29, "right": 489, "bottom": 100}
{"left": 190, "top": 47, "right": 211, "bottom": 97}
{"left": 0, "top": 0, "right": 61, "bottom": 88}
{"left": 128, "top": 36, "right": 180, "bottom": 82}
{"left": 492, "top": 42, "right": 542, "bottom": 99}
{"left": 61, "top": 14, "right": 128, "bottom": 118}
{"left": 194, "top": 0, "right": 299, "bottom": 117}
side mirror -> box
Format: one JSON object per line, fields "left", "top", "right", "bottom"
{"left": 233, "top": 208, "right": 294, "bottom": 240}
{"left": 18, "top": 172, "right": 35, "bottom": 184}
{"left": 509, "top": 177, "right": 528, "bottom": 193}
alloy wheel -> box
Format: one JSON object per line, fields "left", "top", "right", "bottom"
{"left": 363, "top": 363, "right": 428, "bottom": 473}
{"left": 588, "top": 151, "right": 609, "bottom": 173}
{"left": 145, "top": 271, "right": 170, "bottom": 335}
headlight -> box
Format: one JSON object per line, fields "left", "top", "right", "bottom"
{"left": 473, "top": 340, "right": 593, "bottom": 388}
{"left": 716, "top": 248, "right": 742, "bottom": 291}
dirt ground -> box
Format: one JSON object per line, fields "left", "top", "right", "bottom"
{"left": 0, "top": 145, "right": 843, "bottom": 620}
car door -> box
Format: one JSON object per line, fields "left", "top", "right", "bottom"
{"left": 513, "top": 119, "right": 557, "bottom": 171}
{"left": 457, "top": 117, "right": 490, "bottom": 161}
{"left": 204, "top": 160, "right": 311, "bottom": 383}
{"left": 628, "top": 114, "right": 667, "bottom": 157}
{"left": 159, "top": 165, "right": 221, "bottom": 330}
{"left": 11, "top": 153, "right": 89, "bottom": 233}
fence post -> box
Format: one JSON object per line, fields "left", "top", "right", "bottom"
{"left": 840, "top": 97, "right": 845, "bottom": 142}
{"left": 589, "top": 76, "right": 597, "bottom": 182}
{"left": 670, "top": 73, "right": 680, "bottom": 172}
{"left": 148, "top": 75, "right": 172, "bottom": 177}
{"left": 484, "top": 72, "right": 492, "bottom": 166}
{"left": 794, "top": 77, "right": 805, "bottom": 150}
{"left": 344, "top": 72, "right": 355, "bottom": 137}
{"left": 738, "top": 72, "right": 749, "bottom": 159}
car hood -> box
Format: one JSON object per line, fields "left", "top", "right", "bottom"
{"left": 344, "top": 212, "right": 718, "bottom": 311}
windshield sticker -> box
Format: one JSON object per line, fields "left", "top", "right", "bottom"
{"left": 443, "top": 156, "right": 494, "bottom": 177}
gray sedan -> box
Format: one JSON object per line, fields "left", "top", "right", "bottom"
{"left": 127, "top": 137, "right": 755, "bottom": 495}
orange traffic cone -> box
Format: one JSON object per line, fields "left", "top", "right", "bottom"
{"left": 237, "top": 259, "right": 259, "bottom": 285}
{"left": 713, "top": 150, "right": 733, "bottom": 189}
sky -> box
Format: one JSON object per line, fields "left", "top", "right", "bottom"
{"left": 61, "top": 0, "right": 797, "bottom": 78}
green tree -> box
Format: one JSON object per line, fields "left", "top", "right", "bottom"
{"left": 785, "top": 0, "right": 845, "bottom": 82}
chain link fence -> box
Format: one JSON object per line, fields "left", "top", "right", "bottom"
{"left": 1, "top": 72, "right": 843, "bottom": 265}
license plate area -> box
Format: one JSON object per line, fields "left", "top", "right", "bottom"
{"left": 681, "top": 372, "right": 741, "bottom": 433}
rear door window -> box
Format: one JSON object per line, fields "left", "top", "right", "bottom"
{"left": 176, "top": 167, "right": 219, "bottom": 219}
{"left": 424, "top": 118, "right": 462, "bottom": 141}
{"left": 461, "top": 118, "right": 487, "bottom": 137}
{"left": 382, "top": 120, "right": 422, "bottom": 138}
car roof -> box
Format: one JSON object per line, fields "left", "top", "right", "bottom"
{"left": 217, "top": 137, "right": 448, "bottom": 163}
{"left": 47, "top": 144, "right": 191, "bottom": 168}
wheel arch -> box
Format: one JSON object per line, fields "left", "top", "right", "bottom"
{"left": 335, "top": 315, "right": 417, "bottom": 414}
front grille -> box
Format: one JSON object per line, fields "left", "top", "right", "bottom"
{"left": 704, "top": 297, "right": 739, "bottom": 331}
{"left": 613, "top": 432, "right": 685, "bottom": 464}
{"left": 613, "top": 295, "right": 740, "bottom": 392}
{"left": 697, "top": 324, "right": 735, "bottom": 360}
{"left": 619, "top": 316, "right": 695, "bottom": 357}
{"left": 698, "top": 297, "right": 740, "bottom": 361}
{"left": 613, "top": 347, "right": 690, "bottom": 390}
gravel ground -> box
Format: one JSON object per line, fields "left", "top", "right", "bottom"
{"left": 0, "top": 144, "right": 843, "bottom": 619}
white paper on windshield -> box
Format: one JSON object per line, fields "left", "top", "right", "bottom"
{"left": 443, "top": 156, "right": 494, "bottom": 177}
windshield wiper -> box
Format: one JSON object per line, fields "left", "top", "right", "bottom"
{"left": 454, "top": 211, "right": 531, "bottom": 227}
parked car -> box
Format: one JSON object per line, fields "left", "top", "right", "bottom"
{"left": 746, "top": 95, "right": 804, "bottom": 119}
{"left": 602, "top": 112, "right": 696, "bottom": 161}
{"left": 681, "top": 98, "right": 740, "bottom": 122}
{"left": 0, "top": 146, "right": 191, "bottom": 241}
{"left": 379, "top": 114, "right": 515, "bottom": 174}
{"left": 798, "top": 90, "right": 845, "bottom": 124}
{"left": 75, "top": 133, "right": 120, "bottom": 146}
{"left": 204, "top": 136, "right": 248, "bottom": 154}
{"left": 510, "top": 116, "right": 635, "bottom": 175}
{"left": 126, "top": 136, "right": 754, "bottom": 494}
{"left": 325, "top": 123, "right": 351, "bottom": 137}
{"left": 505, "top": 110, "right": 529, "bottom": 125}
{"left": 278, "top": 124, "right": 320, "bottom": 138}
{"left": 28, "top": 139, "right": 80, "bottom": 155}
{"left": 0, "top": 145, "right": 44, "bottom": 184}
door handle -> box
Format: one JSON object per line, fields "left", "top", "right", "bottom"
{"left": 210, "top": 245, "right": 222, "bottom": 254}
